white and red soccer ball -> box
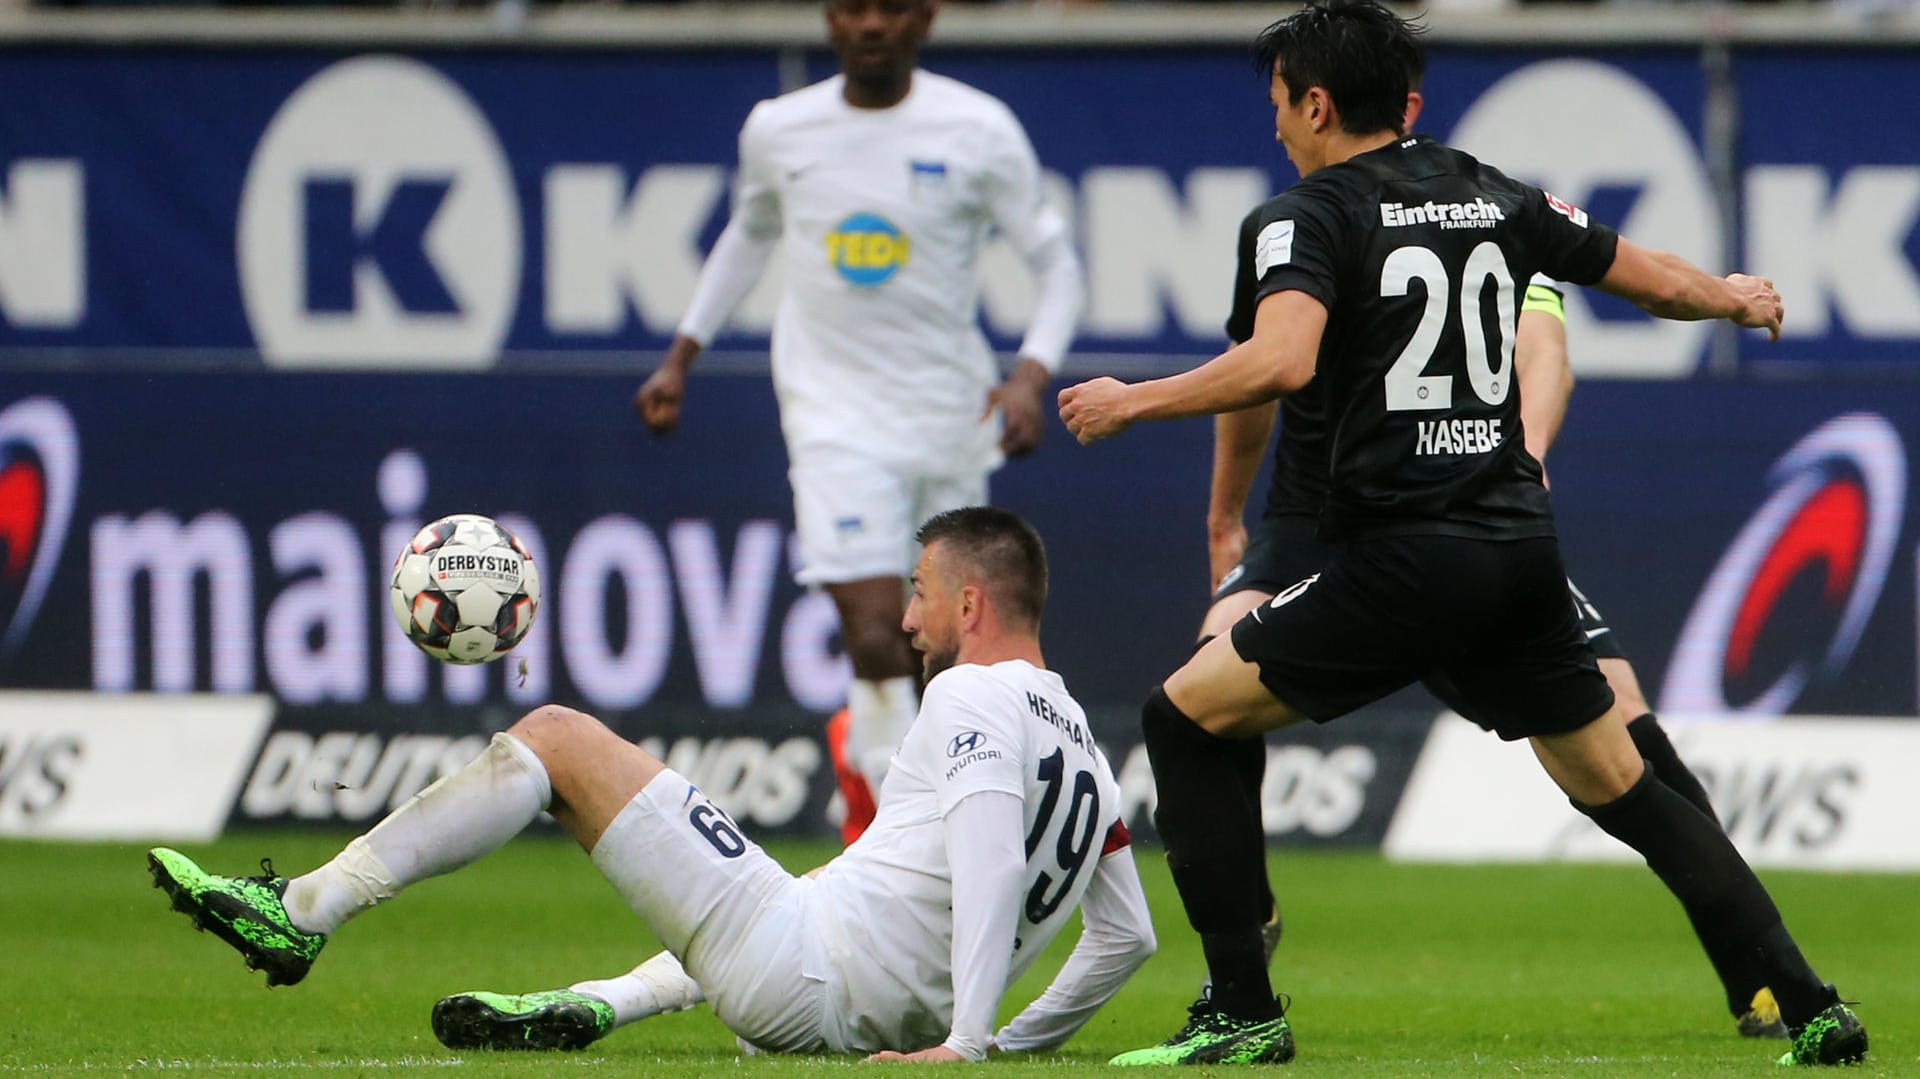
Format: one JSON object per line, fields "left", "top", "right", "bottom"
{"left": 389, "top": 513, "right": 540, "bottom": 664}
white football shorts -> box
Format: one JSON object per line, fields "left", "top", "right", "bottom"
{"left": 591, "top": 768, "right": 831, "bottom": 1053}
{"left": 787, "top": 447, "right": 989, "bottom": 586}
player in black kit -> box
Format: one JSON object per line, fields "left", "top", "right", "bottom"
{"left": 1203, "top": 62, "right": 1788, "bottom": 1041}
{"left": 1059, "top": 0, "right": 1865, "bottom": 1068}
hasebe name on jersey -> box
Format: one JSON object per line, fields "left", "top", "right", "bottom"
{"left": 1414, "top": 417, "right": 1504, "bottom": 457}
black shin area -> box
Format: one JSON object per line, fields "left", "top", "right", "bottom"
{"left": 1626, "top": 713, "right": 1722, "bottom": 828}
{"left": 1142, "top": 686, "right": 1275, "bottom": 1017}
{"left": 1577, "top": 764, "right": 1832, "bottom": 1025}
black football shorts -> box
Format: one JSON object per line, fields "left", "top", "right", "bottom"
{"left": 1216, "top": 512, "right": 1627, "bottom": 659}
{"left": 1566, "top": 577, "right": 1625, "bottom": 662}
{"left": 1211, "top": 514, "right": 1328, "bottom": 604}
{"left": 1227, "top": 534, "right": 1616, "bottom": 741}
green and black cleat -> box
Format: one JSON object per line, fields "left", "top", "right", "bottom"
{"left": 1777, "top": 999, "right": 1868, "bottom": 1067}
{"left": 432, "top": 990, "right": 615, "bottom": 1051}
{"left": 1110, "top": 993, "right": 1295, "bottom": 1066}
{"left": 147, "top": 847, "right": 326, "bottom": 987}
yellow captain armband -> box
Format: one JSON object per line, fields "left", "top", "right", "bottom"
{"left": 1522, "top": 284, "right": 1566, "bottom": 323}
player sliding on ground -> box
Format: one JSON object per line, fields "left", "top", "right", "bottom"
{"left": 147, "top": 508, "right": 1154, "bottom": 1063}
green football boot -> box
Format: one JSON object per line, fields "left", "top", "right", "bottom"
{"left": 1776, "top": 999, "right": 1868, "bottom": 1066}
{"left": 146, "top": 847, "right": 326, "bottom": 987}
{"left": 1110, "top": 994, "right": 1296, "bottom": 1066}
{"left": 432, "top": 990, "right": 615, "bottom": 1051}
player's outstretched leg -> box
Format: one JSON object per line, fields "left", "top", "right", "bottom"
{"left": 1538, "top": 720, "right": 1867, "bottom": 1067}
{"left": 1112, "top": 687, "right": 1294, "bottom": 1066}
{"left": 1192, "top": 630, "right": 1284, "bottom": 995}
{"left": 150, "top": 726, "right": 554, "bottom": 987}
{"left": 432, "top": 951, "right": 705, "bottom": 1052}
{"left": 1598, "top": 652, "right": 1784, "bottom": 1040}
{"left": 147, "top": 849, "right": 327, "bottom": 987}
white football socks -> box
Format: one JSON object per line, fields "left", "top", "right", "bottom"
{"left": 845, "top": 675, "right": 918, "bottom": 794}
{"left": 283, "top": 732, "right": 551, "bottom": 936}
{"left": 571, "top": 951, "right": 706, "bottom": 1028}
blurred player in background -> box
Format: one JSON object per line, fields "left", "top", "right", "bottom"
{"left": 634, "top": 0, "right": 1083, "bottom": 844}
{"left": 148, "top": 508, "right": 1153, "bottom": 1064}
{"left": 1202, "top": 61, "right": 1784, "bottom": 1041}
{"left": 1060, "top": 0, "right": 1864, "bottom": 1066}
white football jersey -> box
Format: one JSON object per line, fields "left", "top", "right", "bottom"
{"left": 727, "top": 72, "right": 1066, "bottom": 472}
{"left": 805, "top": 659, "right": 1123, "bottom": 1053}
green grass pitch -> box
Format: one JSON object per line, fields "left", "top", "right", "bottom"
{"left": 3, "top": 832, "right": 1912, "bottom": 1076}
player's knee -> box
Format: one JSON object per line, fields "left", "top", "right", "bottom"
{"left": 1140, "top": 685, "right": 1195, "bottom": 746}
{"left": 1142, "top": 685, "right": 1237, "bottom": 763}
{"left": 508, "top": 703, "right": 607, "bottom": 753}
{"left": 1597, "top": 658, "right": 1649, "bottom": 716}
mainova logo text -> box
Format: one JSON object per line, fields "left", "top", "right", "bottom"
{"left": 89, "top": 449, "right": 850, "bottom": 712}
{"left": 238, "top": 56, "right": 521, "bottom": 369}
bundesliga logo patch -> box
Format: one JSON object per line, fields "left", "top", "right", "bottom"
{"left": 1543, "top": 191, "right": 1589, "bottom": 228}
{"left": 1254, "top": 220, "right": 1295, "bottom": 277}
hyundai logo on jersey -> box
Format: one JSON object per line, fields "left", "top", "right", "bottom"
{"left": 826, "top": 212, "right": 910, "bottom": 287}
{"left": 947, "top": 730, "right": 986, "bottom": 758}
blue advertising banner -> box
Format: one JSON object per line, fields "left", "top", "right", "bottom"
{"left": 0, "top": 372, "right": 1211, "bottom": 710}
{"left": 2, "top": 373, "right": 1915, "bottom": 837}
{"left": 1, "top": 44, "right": 1916, "bottom": 374}
{"left": 2, "top": 374, "right": 1914, "bottom": 715}
{"left": 1734, "top": 49, "right": 1920, "bottom": 372}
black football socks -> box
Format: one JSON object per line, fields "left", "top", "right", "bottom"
{"left": 1143, "top": 686, "right": 1279, "bottom": 1019}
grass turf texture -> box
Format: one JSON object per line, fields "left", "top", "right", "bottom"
{"left": 3, "top": 833, "right": 1912, "bottom": 1076}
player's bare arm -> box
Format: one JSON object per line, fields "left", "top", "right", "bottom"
{"left": 1596, "top": 237, "right": 1784, "bottom": 340}
{"left": 636, "top": 334, "right": 702, "bottom": 435}
{"left": 1208, "top": 401, "right": 1279, "bottom": 587}
{"left": 986, "top": 357, "right": 1053, "bottom": 457}
{"left": 1060, "top": 291, "right": 1324, "bottom": 444}
{"left": 1514, "top": 304, "right": 1573, "bottom": 468}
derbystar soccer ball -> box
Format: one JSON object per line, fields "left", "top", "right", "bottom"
{"left": 388, "top": 513, "right": 540, "bottom": 664}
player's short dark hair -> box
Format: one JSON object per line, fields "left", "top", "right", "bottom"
{"left": 916, "top": 507, "right": 1048, "bottom": 629}
{"left": 1254, "top": 0, "right": 1425, "bottom": 136}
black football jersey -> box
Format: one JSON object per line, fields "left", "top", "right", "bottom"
{"left": 1227, "top": 134, "right": 1618, "bottom": 540}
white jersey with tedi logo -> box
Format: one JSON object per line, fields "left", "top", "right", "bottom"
{"left": 805, "top": 659, "right": 1125, "bottom": 1054}
{"left": 677, "top": 71, "right": 1078, "bottom": 472}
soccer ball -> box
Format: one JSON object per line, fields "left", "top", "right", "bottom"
{"left": 388, "top": 513, "right": 540, "bottom": 664}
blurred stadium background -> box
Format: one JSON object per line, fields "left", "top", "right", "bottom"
{"left": 2, "top": 2, "right": 1919, "bottom": 1067}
